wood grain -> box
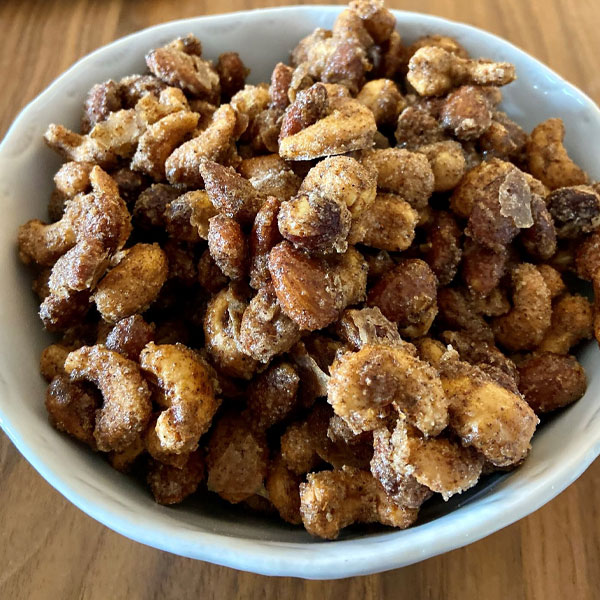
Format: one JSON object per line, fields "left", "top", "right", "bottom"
{"left": 1, "top": 0, "right": 599, "bottom": 598}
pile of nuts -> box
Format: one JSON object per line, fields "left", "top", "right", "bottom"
{"left": 17, "top": 0, "right": 600, "bottom": 539}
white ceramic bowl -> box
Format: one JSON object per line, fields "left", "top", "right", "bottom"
{"left": 1, "top": 5, "right": 600, "bottom": 580}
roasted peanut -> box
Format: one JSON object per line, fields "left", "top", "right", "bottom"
{"left": 357, "top": 193, "right": 418, "bottom": 251}
{"left": 208, "top": 214, "right": 247, "bottom": 280}
{"left": 418, "top": 140, "right": 467, "bottom": 192}
{"left": 45, "top": 375, "right": 100, "bottom": 447}
{"left": 422, "top": 211, "right": 462, "bottom": 285}
{"left": 199, "top": 159, "right": 263, "bottom": 225}
{"left": 367, "top": 259, "right": 437, "bottom": 338}
{"left": 206, "top": 412, "right": 268, "bottom": 503}
{"left": 395, "top": 106, "right": 445, "bottom": 150}
{"left": 518, "top": 353, "right": 587, "bottom": 414}
{"left": 239, "top": 284, "right": 301, "bottom": 363}
{"left": 147, "top": 451, "right": 205, "bottom": 505}
{"left": 440, "top": 85, "right": 495, "bottom": 140}
{"left": 461, "top": 239, "right": 507, "bottom": 297}
{"left": 105, "top": 315, "right": 155, "bottom": 361}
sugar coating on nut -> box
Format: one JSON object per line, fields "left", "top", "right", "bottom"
{"left": 17, "top": 0, "right": 600, "bottom": 540}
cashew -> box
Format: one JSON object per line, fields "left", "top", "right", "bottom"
{"left": 146, "top": 34, "right": 220, "bottom": 99}
{"left": 93, "top": 243, "right": 168, "bottom": 324}
{"left": 299, "top": 466, "right": 418, "bottom": 539}
{"left": 371, "top": 426, "right": 432, "bottom": 508}
{"left": 440, "top": 351, "right": 538, "bottom": 467}
{"left": 527, "top": 118, "right": 588, "bottom": 190}
{"left": 140, "top": 342, "right": 219, "bottom": 454}
{"left": 131, "top": 110, "right": 199, "bottom": 180}
{"left": 279, "top": 96, "right": 376, "bottom": 160}
{"left": 165, "top": 104, "right": 239, "bottom": 187}
{"left": 538, "top": 294, "right": 593, "bottom": 354}
{"left": 493, "top": 264, "right": 552, "bottom": 351}
{"left": 361, "top": 148, "right": 434, "bottom": 209}
{"left": 407, "top": 46, "right": 516, "bottom": 97}
{"left": 378, "top": 416, "right": 484, "bottom": 500}
{"left": 64, "top": 345, "right": 152, "bottom": 451}
{"left": 356, "top": 78, "right": 406, "bottom": 126}
{"left": 327, "top": 344, "right": 448, "bottom": 435}
{"left": 265, "top": 457, "right": 302, "bottom": 525}
{"left": 203, "top": 284, "right": 258, "bottom": 379}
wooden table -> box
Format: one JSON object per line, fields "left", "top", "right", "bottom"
{"left": 1, "top": 0, "right": 599, "bottom": 597}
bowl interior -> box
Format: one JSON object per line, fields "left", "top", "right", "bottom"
{"left": 1, "top": 5, "right": 600, "bottom": 579}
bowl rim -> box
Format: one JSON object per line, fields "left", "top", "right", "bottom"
{"left": 2, "top": 4, "right": 600, "bottom": 580}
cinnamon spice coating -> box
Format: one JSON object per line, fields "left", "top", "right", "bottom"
{"left": 17, "top": 0, "right": 599, "bottom": 539}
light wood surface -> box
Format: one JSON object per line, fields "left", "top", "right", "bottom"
{"left": 1, "top": 1, "right": 599, "bottom": 598}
